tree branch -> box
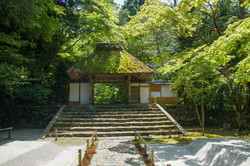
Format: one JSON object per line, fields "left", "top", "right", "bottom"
{"left": 59, "top": 38, "right": 81, "bottom": 53}
{"left": 193, "top": 30, "right": 210, "bottom": 46}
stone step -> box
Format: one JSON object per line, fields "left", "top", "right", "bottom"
{"left": 51, "top": 130, "right": 181, "bottom": 137}
{"left": 63, "top": 107, "right": 159, "bottom": 112}
{"left": 57, "top": 117, "right": 169, "bottom": 123}
{"left": 61, "top": 110, "right": 162, "bottom": 115}
{"left": 53, "top": 121, "right": 171, "bottom": 127}
{"left": 66, "top": 104, "right": 155, "bottom": 109}
{"left": 54, "top": 125, "right": 175, "bottom": 132}
{"left": 60, "top": 113, "right": 165, "bottom": 119}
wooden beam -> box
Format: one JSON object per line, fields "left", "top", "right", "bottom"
{"left": 40, "top": 105, "right": 66, "bottom": 139}
{"left": 156, "top": 103, "right": 189, "bottom": 136}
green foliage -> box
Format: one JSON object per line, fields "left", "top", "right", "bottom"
{"left": 118, "top": 0, "right": 145, "bottom": 25}
{"left": 16, "top": 84, "right": 52, "bottom": 102}
{"left": 124, "top": 0, "right": 249, "bottom": 130}
{"left": 0, "top": 0, "right": 122, "bottom": 127}
{"left": 95, "top": 83, "right": 125, "bottom": 104}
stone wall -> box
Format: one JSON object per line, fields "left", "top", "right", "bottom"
{"left": 161, "top": 104, "right": 200, "bottom": 127}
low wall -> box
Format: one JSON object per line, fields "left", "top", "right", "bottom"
{"left": 160, "top": 104, "right": 199, "bottom": 127}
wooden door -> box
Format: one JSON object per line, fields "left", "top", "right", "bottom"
{"left": 131, "top": 86, "right": 140, "bottom": 104}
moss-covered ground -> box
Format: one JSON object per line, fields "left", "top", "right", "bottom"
{"left": 134, "top": 127, "right": 250, "bottom": 145}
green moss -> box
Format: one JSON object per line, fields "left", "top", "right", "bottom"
{"left": 76, "top": 49, "right": 152, "bottom": 74}
{"left": 140, "top": 128, "right": 250, "bottom": 145}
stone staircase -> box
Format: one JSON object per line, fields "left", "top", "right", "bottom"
{"left": 49, "top": 104, "right": 184, "bottom": 137}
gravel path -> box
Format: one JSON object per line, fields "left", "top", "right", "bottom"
{"left": 90, "top": 139, "right": 144, "bottom": 166}
{"left": 147, "top": 137, "right": 250, "bottom": 166}
{"left": 0, "top": 129, "right": 84, "bottom": 166}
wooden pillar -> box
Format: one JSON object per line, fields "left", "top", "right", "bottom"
{"left": 128, "top": 75, "right": 131, "bottom": 103}
{"left": 89, "top": 75, "right": 94, "bottom": 104}
{"left": 125, "top": 75, "right": 130, "bottom": 104}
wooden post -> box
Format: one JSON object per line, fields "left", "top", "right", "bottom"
{"left": 151, "top": 149, "right": 155, "bottom": 164}
{"left": 55, "top": 129, "right": 58, "bottom": 141}
{"left": 138, "top": 135, "right": 141, "bottom": 144}
{"left": 78, "top": 149, "right": 82, "bottom": 166}
{"left": 135, "top": 130, "right": 137, "bottom": 140}
{"left": 95, "top": 130, "right": 97, "bottom": 141}
{"left": 86, "top": 140, "right": 89, "bottom": 154}
{"left": 91, "top": 136, "right": 94, "bottom": 146}
{"left": 169, "top": 128, "right": 172, "bottom": 138}
{"left": 89, "top": 75, "right": 94, "bottom": 104}
{"left": 8, "top": 128, "right": 11, "bottom": 138}
{"left": 125, "top": 75, "right": 129, "bottom": 104}
{"left": 144, "top": 141, "right": 147, "bottom": 153}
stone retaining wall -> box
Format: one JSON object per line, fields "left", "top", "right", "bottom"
{"left": 161, "top": 104, "right": 199, "bottom": 127}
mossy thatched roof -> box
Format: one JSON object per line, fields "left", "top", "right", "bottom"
{"left": 67, "top": 44, "right": 154, "bottom": 75}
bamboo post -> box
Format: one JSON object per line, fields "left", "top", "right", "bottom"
{"left": 91, "top": 136, "right": 94, "bottom": 146}
{"left": 95, "top": 130, "right": 97, "bottom": 141}
{"left": 78, "top": 149, "right": 82, "bottom": 166}
{"left": 169, "top": 128, "right": 172, "bottom": 138}
{"left": 144, "top": 141, "right": 147, "bottom": 153}
{"left": 55, "top": 129, "right": 58, "bottom": 141}
{"left": 8, "top": 129, "right": 11, "bottom": 138}
{"left": 86, "top": 140, "right": 89, "bottom": 154}
{"left": 151, "top": 149, "right": 155, "bottom": 164}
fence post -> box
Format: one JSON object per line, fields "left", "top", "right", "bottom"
{"left": 135, "top": 130, "right": 137, "bottom": 140}
{"left": 91, "top": 136, "right": 94, "bottom": 146}
{"left": 86, "top": 140, "right": 89, "bottom": 154}
{"left": 151, "top": 149, "right": 155, "bottom": 164}
{"left": 144, "top": 141, "right": 147, "bottom": 153}
{"left": 78, "top": 149, "right": 82, "bottom": 166}
{"left": 138, "top": 135, "right": 141, "bottom": 144}
{"left": 55, "top": 129, "right": 58, "bottom": 141}
{"left": 95, "top": 130, "right": 97, "bottom": 141}
{"left": 8, "top": 128, "right": 11, "bottom": 138}
{"left": 169, "top": 128, "right": 172, "bottom": 138}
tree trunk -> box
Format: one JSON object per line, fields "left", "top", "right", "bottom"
{"left": 225, "top": 68, "right": 243, "bottom": 131}
{"left": 191, "top": 95, "right": 203, "bottom": 133}
{"left": 174, "top": 0, "right": 177, "bottom": 6}
{"left": 238, "top": 0, "right": 245, "bottom": 19}
{"left": 201, "top": 78, "right": 205, "bottom": 136}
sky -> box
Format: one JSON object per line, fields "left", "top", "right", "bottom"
{"left": 114, "top": 0, "right": 177, "bottom": 7}
{"left": 114, "top": 0, "right": 124, "bottom": 6}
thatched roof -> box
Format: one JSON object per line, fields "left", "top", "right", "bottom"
{"left": 67, "top": 43, "right": 154, "bottom": 78}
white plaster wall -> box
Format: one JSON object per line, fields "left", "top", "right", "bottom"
{"left": 69, "top": 83, "right": 79, "bottom": 101}
{"left": 161, "top": 85, "right": 177, "bottom": 97}
{"left": 140, "top": 87, "right": 149, "bottom": 103}
{"left": 151, "top": 92, "right": 161, "bottom": 97}
{"left": 80, "top": 83, "right": 90, "bottom": 104}
{"left": 140, "top": 83, "right": 149, "bottom": 86}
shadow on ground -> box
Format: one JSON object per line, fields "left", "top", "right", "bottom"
{"left": 0, "top": 128, "right": 43, "bottom": 145}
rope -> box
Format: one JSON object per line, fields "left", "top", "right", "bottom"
{"left": 136, "top": 131, "right": 166, "bottom": 166}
